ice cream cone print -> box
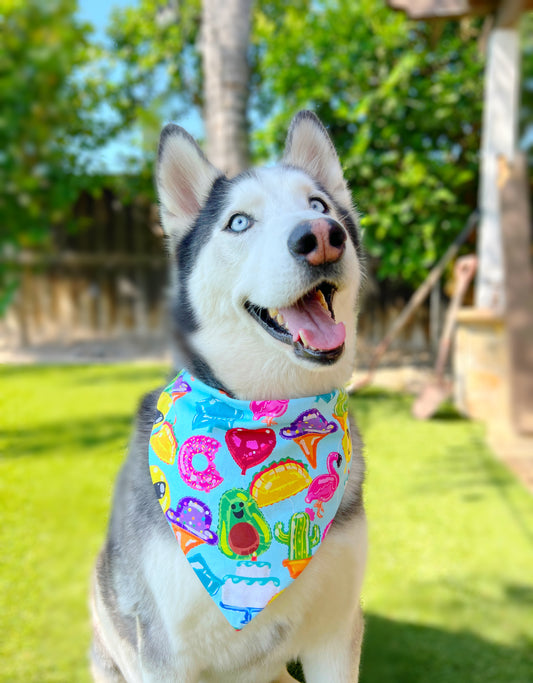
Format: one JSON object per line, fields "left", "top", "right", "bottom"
{"left": 333, "top": 413, "right": 352, "bottom": 469}
{"left": 333, "top": 392, "right": 351, "bottom": 469}
{"left": 282, "top": 557, "right": 311, "bottom": 578}
{"left": 280, "top": 409, "right": 337, "bottom": 470}
{"left": 292, "top": 432, "right": 327, "bottom": 469}
{"left": 172, "top": 526, "right": 206, "bottom": 554}
{"left": 166, "top": 497, "right": 218, "bottom": 555}
{"left": 333, "top": 410, "right": 346, "bottom": 431}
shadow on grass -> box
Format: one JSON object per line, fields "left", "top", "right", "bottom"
{"left": 1, "top": 414, "right": 133, "bottom": 460}
{"left": 73, "top": 367, "right": 168, "bottom": 386}
{"left": 419, "top": 436, "right": 533, "bottom": 547}
{"left": 360, "top": 613, "right": 533, "bottom": 683}
{"left": 348, "top": 389, "right": 410, "bottom": 431}
{"left": 0, "top": 363, "right": 166, "bottom": 382}
{"left": 288, "top": 612, "right": 533, "bottom": 683}
{"left": 350, "top": 388, "right": 468, "bottom": 423}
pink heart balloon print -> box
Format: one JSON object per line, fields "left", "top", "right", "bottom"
{"left": 225, "top": 428, "right": 277, "bottom": 475}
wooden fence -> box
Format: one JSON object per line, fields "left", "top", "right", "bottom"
{"left": 0, "top": 189, "right": 439, "bottom": 361}
{"left": 1, "top": 190, "right": 168, "bottom": 349}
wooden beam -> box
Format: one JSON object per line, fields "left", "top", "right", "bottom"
{"left": 495, "top": 0, "right": 527, "bottom": 27}
{"left": 386, "top": 0, "right": 533, "bottom": 20}
{"left": 499, "top": 154, "right": 533, "bottom": 434}
{"left": 387, "top": 0, "right": 489, "bottom": 19}
{"left": 475, "top": 27, "right": 520, "bottom": 311}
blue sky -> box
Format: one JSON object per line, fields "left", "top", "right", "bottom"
{"left": 78, "top": 0, "right": 133, "bottom": 45}
{"left": 77, "top": 0, "right": 139, "bottom": 172}
{"left": 76, "top": 0, "right": 203, "bottom": 173}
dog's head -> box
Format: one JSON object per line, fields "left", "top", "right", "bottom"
{"left": 156, "top": 111, "right": 363, "bottom": 400}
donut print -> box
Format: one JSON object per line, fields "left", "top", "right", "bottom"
{"left": 178, "top": 435, "right": 224, "bottom": 493}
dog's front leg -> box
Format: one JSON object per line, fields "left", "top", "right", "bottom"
{"left": 138, "top": 656, "right": 200, "bottom": 683}
{"left": 137, "top": 619, "right": 201, "bottom": 683}
{"left": 299, "top": 605, "right": 364, "bottom": 683}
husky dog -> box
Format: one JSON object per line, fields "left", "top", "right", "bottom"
{"left": 91, "top": 111, "right": 367, "bottom": 683}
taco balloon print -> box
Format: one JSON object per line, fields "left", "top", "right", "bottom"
{"left": 148, "top": 370, "right": 351, "bottom": 630}
{"left": 150, "top": 421, "right": 178, "bottom": 465}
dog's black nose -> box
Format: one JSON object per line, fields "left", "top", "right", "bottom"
{"left": 288, "top": 218, "right": 346, "bottom": 266}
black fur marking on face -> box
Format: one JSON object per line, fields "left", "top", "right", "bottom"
{"left": 331, "top": 198, "right": 360, "bottom": 253}
{"left": 169, "top": 174, "right": 242, "bottom": 396}
{"left": 173, "top": 175, "right": 232, "bottom": 335}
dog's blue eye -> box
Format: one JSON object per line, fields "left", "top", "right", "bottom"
{"left": 227, "top": 214, "right": 252, "bottom": 233}
{"left": 309, "top": 197, "right": 328, "bottom": 213}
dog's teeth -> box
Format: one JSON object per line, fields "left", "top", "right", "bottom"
{"left": 299, "top": 332, "right": 319, "bottom": 351}
{"left": 277, "top": 313, "right": 285, "bottom": 326}
{"left": 316, "top": 290, "right": 328, "bottom": 310}
{"left": 299, "top": 331, "right": 310, "bottom": 348}
{"left": 269, "top": 308, "right": 279, "bottom": 318}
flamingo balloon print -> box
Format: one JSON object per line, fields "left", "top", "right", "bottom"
{"left": 305, "top": 452, "right": 342, "bottom": 518}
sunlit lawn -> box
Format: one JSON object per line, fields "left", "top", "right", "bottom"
{"left": 1, "top": 364, "right": 532, "bottom": 682}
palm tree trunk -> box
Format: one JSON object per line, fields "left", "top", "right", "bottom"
{"left": 201, "top": 0, "right": 252, "bottom": 176}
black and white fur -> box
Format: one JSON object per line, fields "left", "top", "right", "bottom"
{"left": 91, "top": 111, "right": 367, "bottom": 683}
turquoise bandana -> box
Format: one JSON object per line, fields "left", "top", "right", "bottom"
{"left": 148, "top": 370, "right": 352, "bottom": 630}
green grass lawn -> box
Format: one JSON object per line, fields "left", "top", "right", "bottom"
{"left": 1, "top": 364, "right": 532, "bottom": 682}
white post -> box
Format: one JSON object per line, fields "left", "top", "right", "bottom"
{"left": 475, "top": 28, "right": 520, "bottom": 312}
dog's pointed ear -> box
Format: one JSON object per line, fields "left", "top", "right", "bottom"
{"left": 283, "top": 111, "right": 351, "bottom": 206}
{"left": 156, "top": 124, "right": 223, "bottom": 237}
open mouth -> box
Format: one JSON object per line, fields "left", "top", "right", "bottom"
{"left": 244, "top": 282, "right": 345, "bottom": 364}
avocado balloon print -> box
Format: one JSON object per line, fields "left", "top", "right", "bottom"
{"left": 218, "top": 489, "right": 272, "bottom": 559}
{"left": 148, "top": 370, "right": 351, "bottom": 629}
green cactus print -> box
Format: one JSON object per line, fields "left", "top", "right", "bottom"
{"left": 274, "top": 512, "right": 320, "bottom": 561}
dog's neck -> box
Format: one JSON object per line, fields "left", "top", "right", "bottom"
{"left": 172, "top": 334, "right": 353, "bottom": 402}
{"left": 174, "top": 352, "right": 346, "bottom": 402}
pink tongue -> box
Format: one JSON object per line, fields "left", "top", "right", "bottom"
{"left": 279, "top": 292, "right": 346, "bottom": 351}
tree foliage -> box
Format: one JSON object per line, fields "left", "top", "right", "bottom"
{"left": 0, "top": 0, "right": 129, "bottom": 310}
{"left": 521, "top": 13, "right": 533, "bottom": 155}
{"left": 0, "top": 0, "right": 114, "bottom": 250}
{"left": 105, "top": 0, "right": 202, "bottom": 159}
{"left": 3, "top": 0, "right": 528, "bottom": 299}
{"left": 252, "top": 0, "right": 485, "bottom": 286}
{"left": 104, "top": 0, "right": 490, "bottom": 286}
